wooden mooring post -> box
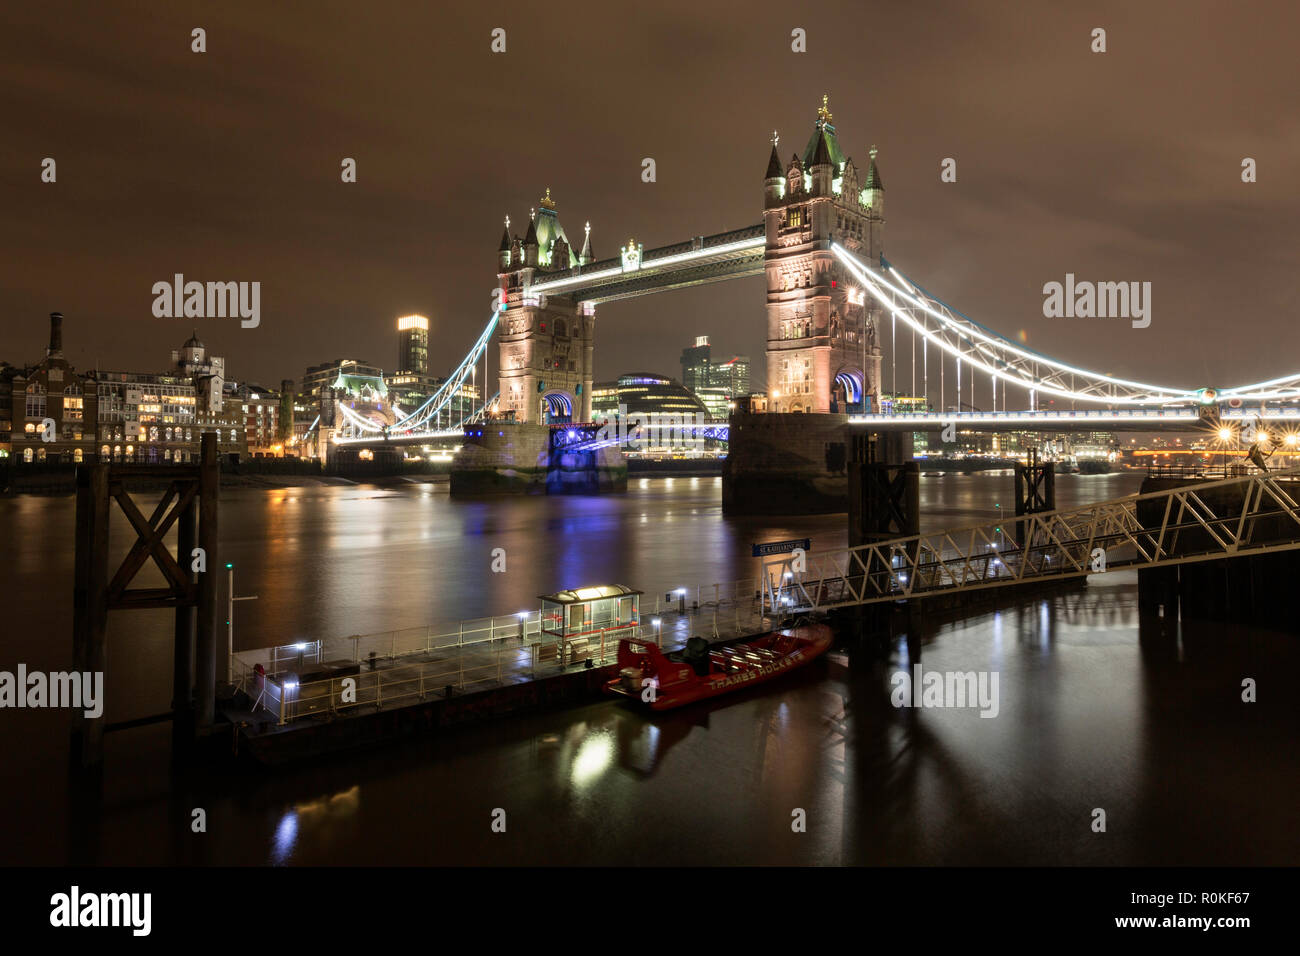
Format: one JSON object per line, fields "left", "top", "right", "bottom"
{"left": 70, "top": 433, "right": 220, "bottom": 770}
{"left": 1013, "top": 449, "right": 1055, "bottom": 548}
{"left": 847, "top": 433, "right": 921, "bottom": 656}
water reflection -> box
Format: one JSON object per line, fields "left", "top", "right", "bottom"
{"left": 271, "top": 811, "right": 297, "bottom": 865}
{"left": 571, "top": 733, "right": 614, "bottom": 788}
{"left": 270, "top": 785, "right": 361, "bottom": 865}
{"left": 3, "top": 472, "right": 1297, "bottom": 865}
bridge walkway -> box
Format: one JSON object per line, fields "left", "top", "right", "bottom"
{"left": 762, "top": 467, "right": 1300, "bottom": 613}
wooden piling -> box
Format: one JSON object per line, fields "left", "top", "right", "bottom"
{"left": 196, "top": 433, "right": 220, "bottom": 727}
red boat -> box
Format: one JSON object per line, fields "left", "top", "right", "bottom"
{"left": 604, "top": 624, "right": 833, "bottom": 711}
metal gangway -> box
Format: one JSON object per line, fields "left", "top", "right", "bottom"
{"left": 762, "top": 467, "right": 1300, "bottom": 613}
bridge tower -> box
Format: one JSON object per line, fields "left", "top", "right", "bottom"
{"left": 764, "top": 95, "right": 884, "bottom": 414}
{"left": 496, "top": 190, "right": 596, "bottom": 423}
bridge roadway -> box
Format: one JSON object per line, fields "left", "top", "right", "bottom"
{"left": 850, "top": 406, "right": 1300, "bottom": 433}
{"left": 527, "top": 225, "right": 765, "bottom": 304}
{"left": 338, "top": 403, "right": 1300, "bottom": 449}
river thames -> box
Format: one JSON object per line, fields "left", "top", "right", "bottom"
{"left": 1, "top": 473, "right": 1297, "bottom": 865}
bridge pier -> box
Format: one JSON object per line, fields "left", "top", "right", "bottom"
{"left": 1137, "top": 566, "right": 1180, "bottom": 623}
{"left": 450, "top": 423, "right": 549, "bottom": 495}
{"left": 71, "top": 432, "right": 220, "bottom": 771}
{"left": 449, "top": 422, "right": 626, "bottom": 496}
{"left": 847, "top": 431, "right": 919, "bottom": 547}
{"left": 722, "top": 416, "right": 914, "bottom": 516}
{"left": 722, "top": 412, "right": 853, "bottom": 514}
{"left": 545, "top": 429, "right": 627, "bottom": 494}
{"left": 1013, "top": 451, "right": 1055, "bottom": 547}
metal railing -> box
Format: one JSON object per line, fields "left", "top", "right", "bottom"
{"left": 232, "top": 574, "right": 776, "bottom": 726}
{"left": 272, "top": 623, "right": 651, "bottom": 725}
{"left": 762, "top": 466, "right": 1300, "bottom": 612}
{"left": 1145, "top": 461, "right": 1257, "bottom": 480}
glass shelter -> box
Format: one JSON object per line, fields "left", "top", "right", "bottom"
{"left": 539, "top": 584, "right": 642, "bottom": 663}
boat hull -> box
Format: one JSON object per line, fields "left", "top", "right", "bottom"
{"left": 604, "top": 624, "right": 833, "bottom": 711}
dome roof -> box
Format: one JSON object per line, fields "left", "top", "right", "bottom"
{"left": 182, "top": 330, "right": 204, "bottom": 350}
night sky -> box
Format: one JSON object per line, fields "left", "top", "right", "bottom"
{"left": 3, "top": 1, "right": 1297, "bottom": 395}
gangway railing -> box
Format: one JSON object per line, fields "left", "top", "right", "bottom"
{"left": 231, "top": 576, "right": 776, "bottom": 725}
{"left": 762, "top": 466, "right": 1300, "bottom": 612}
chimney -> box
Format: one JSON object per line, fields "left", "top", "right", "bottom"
{"left": 47, "top": 311, "right": 64, "bottom": 358}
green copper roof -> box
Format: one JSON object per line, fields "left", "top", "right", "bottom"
{"left": 332, "top": 372, "right": 388, "bottom": 397}
{"left": 533, "top": 207, "right": 577, "bottom": 269}
{"left": 864, "top": 150, "right": 884, "bottom": 192}
{"left": 802, "top": 121, "right": 847, "bottom": 169}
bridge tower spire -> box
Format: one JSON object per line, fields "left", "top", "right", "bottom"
{"left": 764, "top": 95, "right": 883, "bottom": 415}
{"left": 498, "top": 217, "right": 512, "bottom": 271}
{"left": 495, "top": 189, "right": 595, "bottom": 423}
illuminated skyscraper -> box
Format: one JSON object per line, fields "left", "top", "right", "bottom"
{"left": 681, "top": 336, "right": 751, "bottom": 418}
{"left": 396, "top": 314, "right": 430, "bottom": 375}
{"left": 681, "top": 336, "right": 712, "bottom": 393}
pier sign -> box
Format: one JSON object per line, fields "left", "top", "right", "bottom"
{"left": 752, "top": 538, "right": 810, "bottom": 558}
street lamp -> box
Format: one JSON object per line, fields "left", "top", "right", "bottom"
{"left": 1217, "top": 426, "right": 1233, "bottom": 475}
{"left": 226, "top": 562, "right": 259, "bottom": 682}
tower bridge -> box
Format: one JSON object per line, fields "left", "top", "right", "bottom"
{"left": 487, "top": 94, "right": 886, "bottom": 426}
{"left": 328, "top": 94, "right": 1300, "bottom": 508}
